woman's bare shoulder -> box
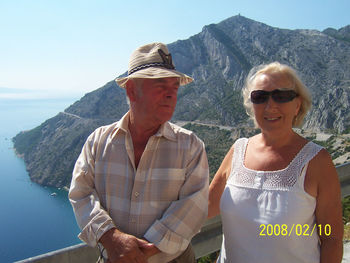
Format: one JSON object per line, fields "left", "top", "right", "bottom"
{"left": 308, "top": 148, "right": 338, "bottom": 184}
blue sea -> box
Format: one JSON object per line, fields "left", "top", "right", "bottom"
{"left": 0, "top": 98, "right": 82, "bottom": 262}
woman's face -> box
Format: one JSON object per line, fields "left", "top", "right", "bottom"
{"left": 251, "top": 73, "right": 301, "bottom": 134}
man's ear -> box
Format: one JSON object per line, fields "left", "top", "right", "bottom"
{"left": 125, "top": 80, "right": 137, "bottom": 102}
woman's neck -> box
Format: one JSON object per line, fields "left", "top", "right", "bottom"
{"left": 258, "top": 129, "right": 300, "bottom": 149}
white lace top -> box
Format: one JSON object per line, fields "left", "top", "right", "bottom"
{"left": 218, "top": 138, "right": 323, "bottom": 263}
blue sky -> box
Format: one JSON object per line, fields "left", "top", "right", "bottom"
{"left": 1, "top": 0, "right": 349, "bottom": 100}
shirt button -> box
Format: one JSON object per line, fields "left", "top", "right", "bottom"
{"left": 134, "top": 192, "right": 139, "bottom": 197}
{"left": 255, "top": 172, "right": 264, "bottom": 187}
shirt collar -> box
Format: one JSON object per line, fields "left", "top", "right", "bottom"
{"left": 155, "top": 121, "right": 177, "bottom": 142}
{"left": 110, "top": 111, "right": 130, "bottom": 139}
{"left": 111, "top": 111, "right": 177, "bottom": 142}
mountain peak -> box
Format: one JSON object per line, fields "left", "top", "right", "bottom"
{"left": 13, "top": 16, "right": 350, "bottom": 188}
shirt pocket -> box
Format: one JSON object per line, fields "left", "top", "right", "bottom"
{"left": 149, "top": 168, "right": 186, "bottom": 201}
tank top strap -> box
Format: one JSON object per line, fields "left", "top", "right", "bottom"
{"left": 229, "top": 138, "right": 248, "bottom": 180}
{"left": 291, "top": 141, "right": 324, "bottom": 187}
{"left": 232, "top": 138, "right": 248, "bottom": 166}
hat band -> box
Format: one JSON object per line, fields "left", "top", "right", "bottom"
{"left": 128, "top": 62, "right": 176, "bottom": 76}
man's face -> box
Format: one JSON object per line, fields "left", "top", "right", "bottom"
{"left": 132, "top": 77, "right": 180, "bottom": 126}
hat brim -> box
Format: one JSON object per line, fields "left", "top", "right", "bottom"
{"left": 115, "top": 67, "right": 193, "bottom": 88}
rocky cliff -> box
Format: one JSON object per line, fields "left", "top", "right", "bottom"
{"left": 13, "top": 15, "right": 350, "bottom": 188}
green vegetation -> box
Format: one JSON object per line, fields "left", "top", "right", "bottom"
{"left": 343, "top": 127, "right": 350, "bottom": 135}
{"left": 197, "top": 99, "right": 222, "bottom": 122}
{"left": 304, "top": 133, "right": 316, "bottom": 141}
{"left": 323, "top": 29, "right": 350, "bottom": 44}
{"left": 312, "top": 135, "right": 349, "bottom": 161}
{"left": 13, "top": 124, "right": 43, "bottom": 156}
{"left": 222, "top": 84, "right": 248, "bottom": 123}
{"left": 313, "top": 135, "right": 336, "bottom": 152}
{"left": 183, "top": 123, "right": 259, "bottom": 181}
{"left": 183, "top": 123, "right": 234, "bottom": 180}
{"left": 197, "top": 251, "right": 220, "bottom": 263}
{"left": 343, "top": 196, "right": 350, "bottom": 224}
{"left": 344, "top": 224, "right": 350, "bottom": 241}
{"left": 343, "top": 196, "right": 350, "bottom": 241}
{"left": 177, "top": 83, "right": 196, "bottom": 100}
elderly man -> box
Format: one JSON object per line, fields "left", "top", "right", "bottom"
{"left": 69, "top": 42, "right": 209, "bottom": 263}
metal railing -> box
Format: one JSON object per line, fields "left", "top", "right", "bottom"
{"left": 16, "top": 162, "right": 350, "bottom": 263}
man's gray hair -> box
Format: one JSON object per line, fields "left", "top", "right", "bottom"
{"left": 125, "top": 78, "right": 144, "bottom": 107}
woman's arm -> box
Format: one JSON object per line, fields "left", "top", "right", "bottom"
{"left": 208, "top": 146, "right": 234, "bottom": 218}
{"left": 307, "top": 149, "right": 343, "bottom": 263}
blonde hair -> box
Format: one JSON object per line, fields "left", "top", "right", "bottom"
{"left": 242, "top": 62, "right": 311, "bottom": 127}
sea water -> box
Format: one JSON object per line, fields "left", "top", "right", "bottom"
{"left": 0, "top": 98, "right": 81, "bottom": 262}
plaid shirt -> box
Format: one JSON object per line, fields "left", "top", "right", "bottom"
{"left": 69, "top": 112, "right": 209, "bottom": 262}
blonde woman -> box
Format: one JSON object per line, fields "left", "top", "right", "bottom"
{"left": 209, "top": 62, "right": 343, "bottom": 262}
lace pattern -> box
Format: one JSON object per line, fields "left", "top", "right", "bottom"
{"left": 231, "top": 138, "right": 323, "bottom": 191}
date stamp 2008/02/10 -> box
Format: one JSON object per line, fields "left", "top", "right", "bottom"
{"left": 259, "top": 224, "right": 331, "bottom": 237}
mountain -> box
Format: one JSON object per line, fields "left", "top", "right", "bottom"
{"left": 13, "top": 15, "right": 350, "bottom": 188}
{"left": 13, "top": 82, "right": 128, "bottom": 187}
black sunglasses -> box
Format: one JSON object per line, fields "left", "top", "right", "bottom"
{"left": 250, "top": 89, "right": 298, "bottom": 104}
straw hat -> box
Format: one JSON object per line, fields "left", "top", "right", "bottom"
{"left": 115, "top": 42, "right": 193, "bottom": 88}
